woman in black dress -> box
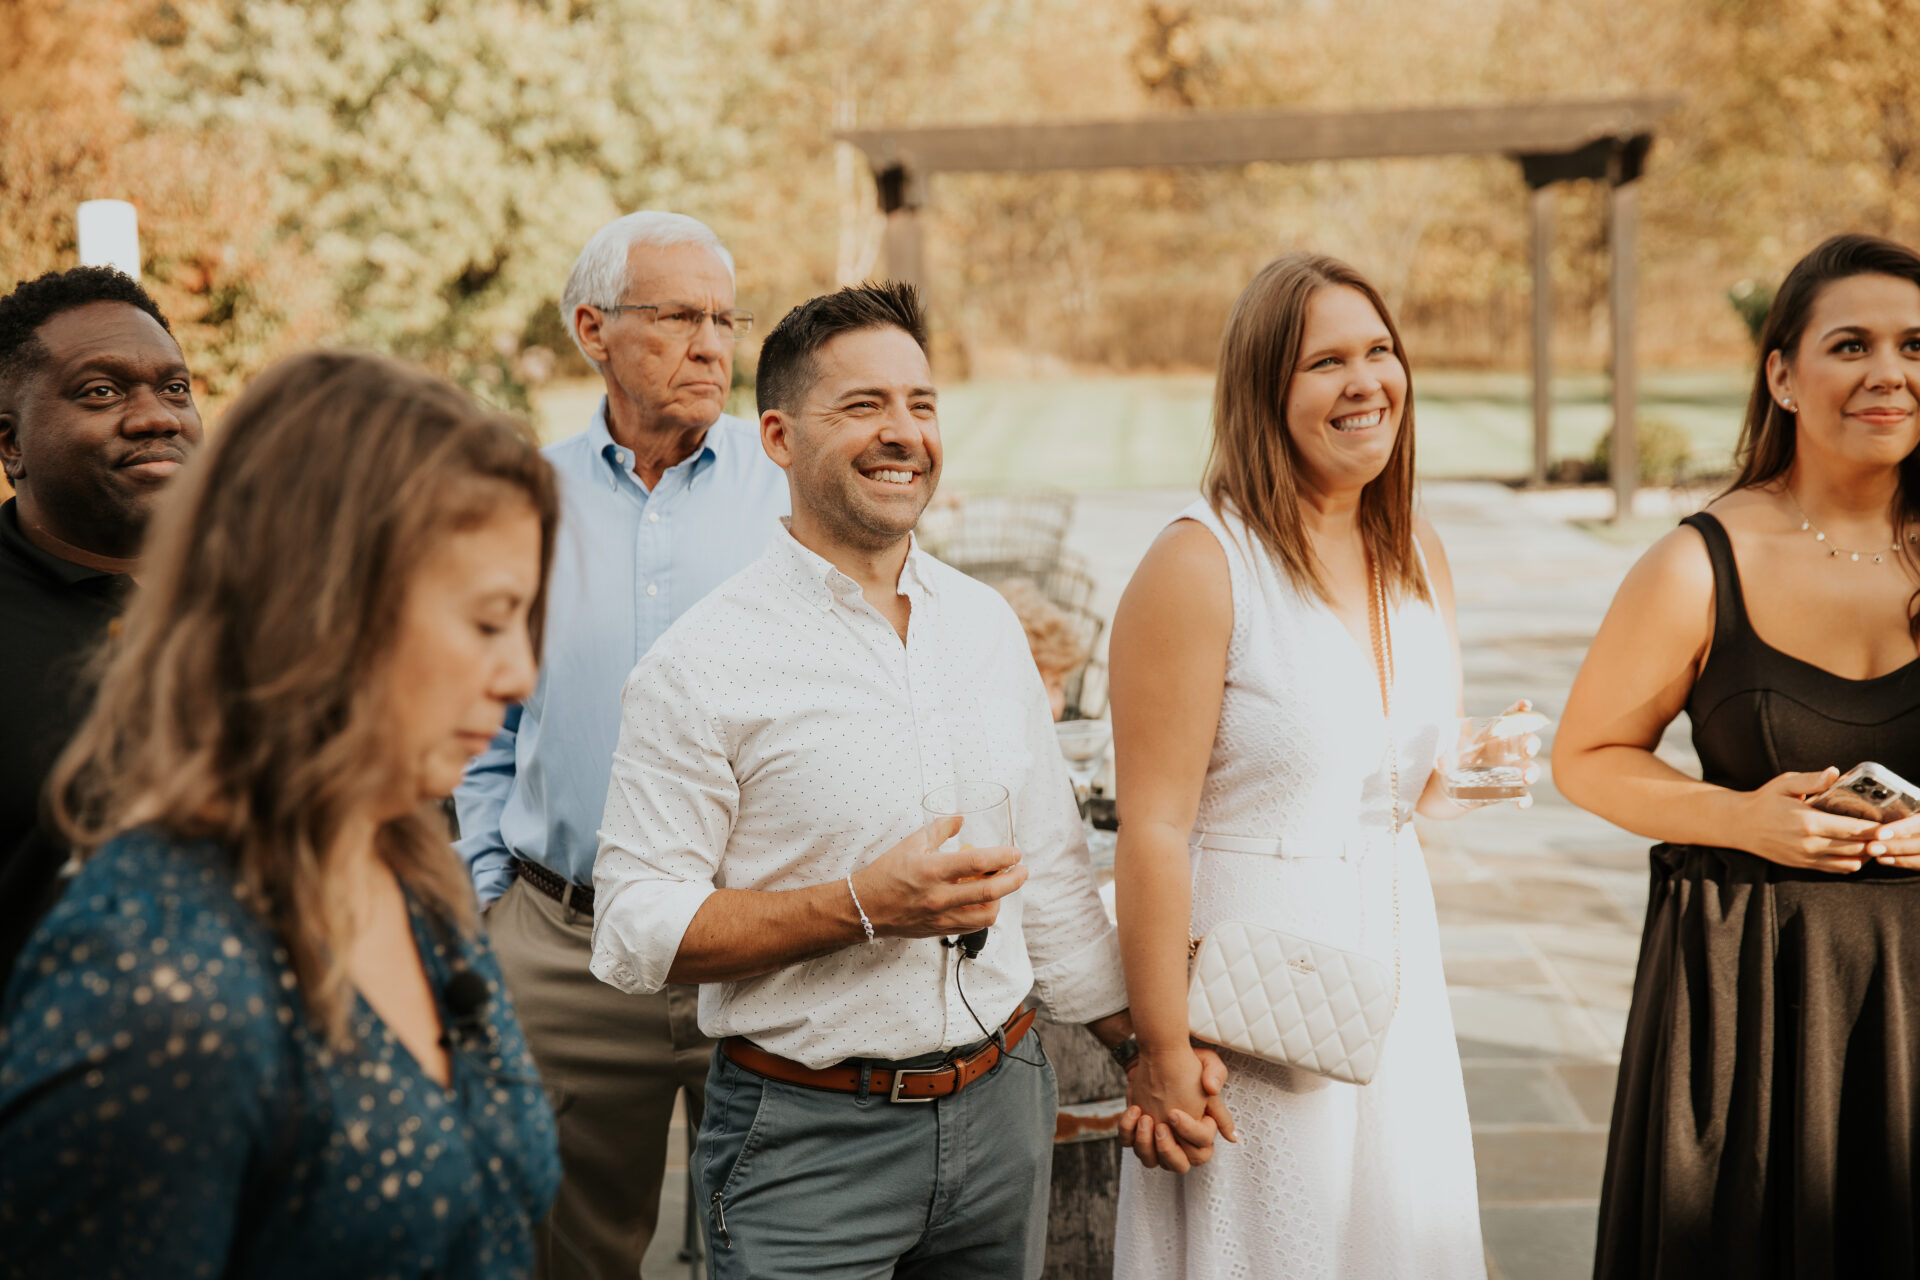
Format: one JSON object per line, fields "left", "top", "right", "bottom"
{"left": 1555, "top": 233, "right": 1920, "bottom": 1279}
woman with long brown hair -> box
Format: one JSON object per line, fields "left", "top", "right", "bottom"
{"left": 1556, "top": 234, "right": 1920, "bottom": 1276}
{"left": 1110, "top": 254, "right": 1507, "bottom": 1276}
{"left": 0, "top": 350, "right": 562, "bottom": 1276}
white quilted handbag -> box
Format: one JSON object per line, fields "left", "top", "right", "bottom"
{"left": 1184, "top": 559, "right": 1403, "bottom": 1086}
{"left": 1186, "top": 920, "right": 1396, "bottom": 1084}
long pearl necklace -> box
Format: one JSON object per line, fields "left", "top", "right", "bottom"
{"left": 1784, "top": 489, "right": 1911, "bottom": 563}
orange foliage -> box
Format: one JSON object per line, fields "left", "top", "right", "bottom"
{"left": 0, "top": 0, "right": 337, "bottom": 415}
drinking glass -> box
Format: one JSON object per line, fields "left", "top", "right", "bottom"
{"left": 922, "top": 783, "right": 1015, "bottom": 958}
{"left": 1441, "top": 711, "right": 1548, "bottom": 807}
{"left": 1054, "top": 719, "right": 1113, "bottom": 811}
{"left": 921, "top": 781, "right": 1013, "bottom": 862}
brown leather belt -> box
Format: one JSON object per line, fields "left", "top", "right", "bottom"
{"left": 514, "top": 858, "right": 593, "bottom": 912}
{"left": 723, "top": 1006, "right": 1038, "bottom": 1104}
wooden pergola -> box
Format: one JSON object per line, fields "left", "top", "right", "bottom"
{"left": 840, "top": 96, "right": 1679, "bottom": 517}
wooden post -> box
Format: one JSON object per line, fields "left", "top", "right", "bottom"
{"left": 1529, "top": 185, "right": 1554, "bottom": 486}
{"left": 876, "top": 163, "right": 926, "bottom": 297}
{"left": 1035, "top": 1012, "right": 1129, "bottom": 1279}
{"left": 1607, "top": 148, "right": 1643, "bottom": 523}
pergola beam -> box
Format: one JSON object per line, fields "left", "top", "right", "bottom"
{"left": 839, "top": 97, "right": 1677, "bottom": 176}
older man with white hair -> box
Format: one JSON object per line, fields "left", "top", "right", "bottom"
{"left": 456, "top": 211, "right": 788, "bottom": 1278}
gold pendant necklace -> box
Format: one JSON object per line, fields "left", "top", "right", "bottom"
{"left": 1784, "top": 489, "right": 1909, "bottom": 563}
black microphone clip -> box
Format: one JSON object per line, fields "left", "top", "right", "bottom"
{"left": 442, "top": 968, "right": 492, "bottom": 1047}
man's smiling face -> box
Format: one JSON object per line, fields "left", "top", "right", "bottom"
{"left": 0, "top": 301, "right": 203, "bottom": 557}
{"left": 784, "top": 325, "right": 941, "bottom": 554}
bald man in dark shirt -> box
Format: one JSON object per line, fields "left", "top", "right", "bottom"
{"left": 0, "top": 267, "right": 202, "bottom": 989}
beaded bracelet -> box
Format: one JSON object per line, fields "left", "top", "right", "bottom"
{"left": 846, "top": 874, "right": 876, "bottom": 944}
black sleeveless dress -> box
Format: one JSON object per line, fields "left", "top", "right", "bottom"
{"left": 1595, "top": 513, "right": 1920, "bottom": 1279}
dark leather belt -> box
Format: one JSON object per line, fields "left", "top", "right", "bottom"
{"left": 723, "top": 1006, "right": 1038, "bottom": 1104}
{"left": 514, "top": 858, "right": 593, "bottom": 912}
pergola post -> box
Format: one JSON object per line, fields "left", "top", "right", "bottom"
{"left": 1606, "top": 136, "right": 1651, "bottom": 522}
{"left": 1528, "top": 184, "right": 1554, "bottom": 486}
{"left": 876, "top": 163, "right": 926, "bottom": 297}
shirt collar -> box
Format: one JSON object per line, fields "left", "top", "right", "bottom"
{"left": 768, "top": 518, "right": 936, "bottom": 612}
{"left": 0, "top": 498, "right": 130, "bottom": 586}
{"left": 588, "top": 397, "right": 720, "bottom": 485}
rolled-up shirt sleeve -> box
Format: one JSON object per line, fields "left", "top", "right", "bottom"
{"left": 590, "top": 651, "right": 737, "bottom": 995}
{"left": 1000, "top": 628, "right": 1129, "bottom": 1025}
{"left": 454, "top": 703, "right": 522, "bottom": 906}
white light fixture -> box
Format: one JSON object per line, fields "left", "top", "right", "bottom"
{"left": 77, "top": 200, "right": 142, "bottom": 280}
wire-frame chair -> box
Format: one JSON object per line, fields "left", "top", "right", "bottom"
{"left": 963, "top": 559, "right": 1106, "bottom": 721}
{"left": 921, "top": 490, "right": 1110, "bottom": 722}
{"left": 917, "top": 491, "right": 1076, "bottom": 571}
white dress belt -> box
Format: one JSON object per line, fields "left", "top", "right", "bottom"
{"left": 1189, "top": 828, "right": 1403, "bottom": 861}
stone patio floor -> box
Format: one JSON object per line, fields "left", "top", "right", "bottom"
{"left": 644, "top": 480, "right": 1693, "bottom": 1279}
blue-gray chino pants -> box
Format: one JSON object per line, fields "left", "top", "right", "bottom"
{"left": 693, "top": 1035, "right": 1058, "bottom": 1279}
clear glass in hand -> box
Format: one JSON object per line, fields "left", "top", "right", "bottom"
{"left": 921, "top": 781, "right": 1013, "bottom": 880}
{"left": 1054, "top": 718, "right": 1113, "bottom": 805}
{"left": 1441, "top": 711, "right": 1548, "bottom": 806}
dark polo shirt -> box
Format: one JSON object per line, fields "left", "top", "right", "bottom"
{"left": 0, "top": 498, "right": 132, "bottom": 992}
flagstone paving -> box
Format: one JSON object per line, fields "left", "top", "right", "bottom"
{"left": 643, "top": 479, "right": 1694, "bottom": 1279}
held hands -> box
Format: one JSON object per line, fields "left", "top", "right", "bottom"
{"left": 850, "top": 815, "right": 1030, "bottom": 939}
{"left": 1742, "top": 768, "right": 1877, "bottom": 873}
{"left": 1117, "top": 1045, "right": 1238, "bottom": 1173}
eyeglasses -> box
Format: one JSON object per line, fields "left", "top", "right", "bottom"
{"left": 599, "top": 303, "right": 754, "bottom": 342}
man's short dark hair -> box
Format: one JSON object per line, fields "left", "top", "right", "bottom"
{"left": 0, "top": 267, "right": 174, "bottom": 391}
{"left": 755, "top": 281, "right": 929, "bottom": 417}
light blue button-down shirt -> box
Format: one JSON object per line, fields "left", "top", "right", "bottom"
{"left": 454, "top": 399, "right": 789, "bottom": 903}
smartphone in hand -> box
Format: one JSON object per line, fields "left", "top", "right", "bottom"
{"left": 1808, "top": 762, "right": 1920, "bottom": 823}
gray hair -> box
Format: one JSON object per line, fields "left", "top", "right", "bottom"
{"left": 559, "top": 211, "right": 736, "bottom": 369}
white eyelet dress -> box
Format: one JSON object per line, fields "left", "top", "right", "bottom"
{"left": 1114, "top": 499, "right": 1486, "bottom": 1280}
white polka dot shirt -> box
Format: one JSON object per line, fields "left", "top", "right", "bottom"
{"left": 590, "top": 522, "right": 1126, "bottom": 1068}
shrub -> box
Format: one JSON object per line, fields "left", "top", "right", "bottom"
{"left": 1727, "top": 279, "right": 1776, "bottom": 346}
{"left": 1590, "top": 413, "right": 1694, "bottom": 485}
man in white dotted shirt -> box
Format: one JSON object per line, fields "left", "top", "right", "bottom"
{"left": 590, "top": 282, "right": 1228, "bottom": 1277}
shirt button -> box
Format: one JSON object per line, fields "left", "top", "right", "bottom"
{"left": 647, "top": 511, "right": 660, "bottom": 524}
{"left": 646, "top": 584, "right": 659, "bottom": 597}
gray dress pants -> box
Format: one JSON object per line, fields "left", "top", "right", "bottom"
{"left": 694, "top": 1034, "right": 1058, "bottom": 1279}
{"left": 488, "top": 875, "right": 712, "bottom": 1279}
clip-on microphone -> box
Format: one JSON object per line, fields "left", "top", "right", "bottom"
{"left": 440, "top": 968, "right": 492, "bottom": 1049}
{"left": 952, "top": 927, "right": 988, "bottom": 960}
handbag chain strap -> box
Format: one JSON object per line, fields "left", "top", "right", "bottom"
{"left": 1367, "top": 553, "right": 1403, "bottom": 1010}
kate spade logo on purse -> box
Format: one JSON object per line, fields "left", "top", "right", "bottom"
{"left": 1288, "top": 957, "right": 1316, "bottom": 974}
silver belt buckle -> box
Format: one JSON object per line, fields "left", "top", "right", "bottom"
{"left": 888, "top": 1064, "right": 948, "bottom": 1104}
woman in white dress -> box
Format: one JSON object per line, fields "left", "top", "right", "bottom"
{"left": 1110, "top": 253, "right": 1506, "bottom": 1278}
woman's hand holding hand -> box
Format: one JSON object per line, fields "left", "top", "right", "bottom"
{"left": 1190, "top": 1045, "right": 1238, "bottom": 1144}
{"left": 1118, "top": 1045, "right": 1236, "bottom": 1172}
{"left": 1739, "top": 768, "right": 1877, "bottom": 872}
{"left": 1861, "top": 811, "right": 1920, "bottom": 868}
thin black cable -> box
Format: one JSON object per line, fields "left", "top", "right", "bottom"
{"left": 953, "top": 950, "right": 1047, "bottom": 1069}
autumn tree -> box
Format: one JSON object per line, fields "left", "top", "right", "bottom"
{"left": 127, "top": 0, "right": 750, "bottom": 406}
{"left": 0, "top": 0, "right": 335, "bottom": 420}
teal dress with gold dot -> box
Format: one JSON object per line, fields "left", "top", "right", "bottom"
{"left": 0, "top": 829, "right": 560, "bottom": 1278}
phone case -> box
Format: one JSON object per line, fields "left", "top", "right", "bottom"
{"left": 1808, "top": 762, "right": 1920, "bottom": 823}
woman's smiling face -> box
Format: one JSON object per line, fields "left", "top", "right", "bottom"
{"left": 1769, "top": 271, "right": 1920, "bottom": 473}
{"left": 1283, "top": 284, "right": 1408, "bottom": 497}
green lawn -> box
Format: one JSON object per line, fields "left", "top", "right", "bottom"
{"left": 533, "top": 368, "right": 1752, "bottom": 493}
